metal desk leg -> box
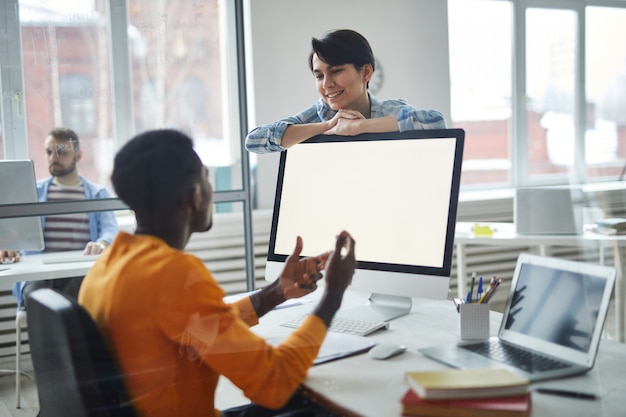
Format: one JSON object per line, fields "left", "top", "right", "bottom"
{"left": 612, "top": 242, "right": 625, "bottom": 343}
{"left": 599, "top": 245, "right": 605, "bottom": 266}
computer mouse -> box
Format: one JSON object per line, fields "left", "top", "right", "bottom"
{"left": 368, "top": 343, "right": 407, "bottom": 360}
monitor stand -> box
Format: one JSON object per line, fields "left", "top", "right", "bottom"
{"left": 337, "top": 293, "right": 412, "bottom": 323}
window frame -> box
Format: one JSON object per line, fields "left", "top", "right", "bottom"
{"left": 0, "top": 0, "right": 257, "bottom": 290}
{"left": 451, "top": 0, "right": 626, "bottom": 191}
{"left": 512, "top": 0, "right": 587, "bottom": 187}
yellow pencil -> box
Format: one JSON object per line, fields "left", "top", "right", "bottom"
{"left": 478, "top": 287, "right": 490, "bottom": 304}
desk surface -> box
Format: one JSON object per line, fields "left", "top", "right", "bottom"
{"left": 456, "top": 222, "right": 626, "bottom": 246}
{"left": 4, "top": 250, "right": 624, "bottom": 416}
{"left": 0, "top": 251, "right": 95, "bottom": 284}
{"left": 247, "top": 290, "right": 626, "bottom": 417}
{"left": 454, "top": 221, "right": 626, "bottom": 343}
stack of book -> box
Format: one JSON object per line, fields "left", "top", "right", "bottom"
{"left": 592, "top": 218, "right": 626, "bottom": 235}
{"left": 401, "top": 368, "right": 531, "bottom": 417}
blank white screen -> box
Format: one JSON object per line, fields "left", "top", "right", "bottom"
{"left": 273, "top": 137, "right": 458, "bottom": 268}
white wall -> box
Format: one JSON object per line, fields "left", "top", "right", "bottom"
{"left": 245, "top": 0, "right": 451, "bottom": 209}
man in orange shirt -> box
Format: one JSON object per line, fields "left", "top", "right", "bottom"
{"left": 78, "top": 129, "right": 355, "bottom": 417}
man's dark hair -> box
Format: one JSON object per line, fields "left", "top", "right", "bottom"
{"left": 49, "top": 127, "right": 80, "bottom": 150}
{"left": 111, "top": 129, "right": 203, "bottom": 218}
{"left": 308, "top": 29, "right": 375, "bottom": 74}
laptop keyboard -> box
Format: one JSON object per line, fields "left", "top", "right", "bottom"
{"left": 461, "top": 340, "right": 571, "bottom": 373}
{"left": 280, "top": 314, "right": 389, "bottom": 337}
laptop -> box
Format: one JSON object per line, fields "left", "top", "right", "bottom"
{"left": 0, "top": 160, "right": 45, "bottom": 251}
{"left": 514, "top": 187, "right": 584, "bottom": 235}
{"left": 420, "top": 253, "right": 616, "bottom": 382}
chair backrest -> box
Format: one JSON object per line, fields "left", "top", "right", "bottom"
{"left": 26, "top": 288, "right": 136, "bottom": 417}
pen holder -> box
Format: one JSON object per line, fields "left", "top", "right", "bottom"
{"left": 459, "top": 303, "right": 490, "bottom": 340}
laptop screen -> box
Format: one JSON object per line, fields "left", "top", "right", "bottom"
{"left": 504, "top": 262, "right": 609, "bottom": 353}
{"left": 0, "top": 160, "right": 45, "bottom": 251}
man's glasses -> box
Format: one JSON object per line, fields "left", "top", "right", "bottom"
{"left": 45, "top": 140, "right": 78, "bottom": 157}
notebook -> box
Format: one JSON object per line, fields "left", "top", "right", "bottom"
{"left": 420, "top": 253, "right": 615, "bottom": 382}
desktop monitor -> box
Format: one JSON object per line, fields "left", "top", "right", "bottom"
{"left": 0, "top": 160, "right": 44, "bottom": 250}
{"left": 264, "top": 128, "right": 465, "bottom": 322}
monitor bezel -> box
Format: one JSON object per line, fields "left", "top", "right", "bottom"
{"left": 266, "top": 128, "right": 465, "bottom": 279}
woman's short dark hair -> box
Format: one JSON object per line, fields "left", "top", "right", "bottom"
{"left": 308, "top": 29, "right": 375, "bottom": 73}
{"left": 111, "top": 129, "right": 203, "bottom": 217}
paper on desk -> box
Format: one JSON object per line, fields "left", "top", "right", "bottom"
{"left": 222, "top": 290, "right": 259, "bottom": 303}
{"left": 223, "top": 290, "right": 313, "bottom": 310}
{"left": 314, "top": 332, "right": 376, "bottom": 364}
{"left": 266, "top": 332, "right": 375, "bottom": 365}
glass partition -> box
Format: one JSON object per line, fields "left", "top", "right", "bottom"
{"left": 13, "top": 0, "right": 242, "bottom": 197}
{"left": 2, "top": 0, "right": 253, "bottom": 288}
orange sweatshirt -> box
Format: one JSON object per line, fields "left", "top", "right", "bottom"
{"left": 78, "top": 232, "right": 326, "bottom": 417}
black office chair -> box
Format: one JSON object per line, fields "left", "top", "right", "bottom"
{"left": 26, "top": 288, "right": 328, "bottom": 417}
{"left": 26, "top": 288, "right": 136, "bottom": 417}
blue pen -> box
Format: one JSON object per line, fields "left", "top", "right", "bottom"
{"left": 476, "top": 276, "right": 483, "bottom": 302}
{"left": 465, "top": 290, "right": 472, "bottom": 304}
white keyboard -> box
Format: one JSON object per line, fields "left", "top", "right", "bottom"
{"left": 280, "top": 314, "right": 389, "bottom": 337}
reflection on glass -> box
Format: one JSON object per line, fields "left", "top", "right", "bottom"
{"left": 586, "top": 7, "right": 626, "bottom": 181}
{"left": 448, "top": 0, "right": 512, "bottom": 188}
{"left": 19, "top": 0, "right": 114, "bottom": 187}
{"left": 526, "top": 8, "right": 576, "bottom": 179}
{"left": 18, "top": 0, "right": 242, "bottom": 202}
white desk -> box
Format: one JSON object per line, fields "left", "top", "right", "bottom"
{"left": 455, "top": 222, "right": 626, "bottom": 342}
{"left": 0, "top": 251, "right": 96, "bottom": 285}
{"left": 243, "top": 290, "right": 626, "bottom": 417}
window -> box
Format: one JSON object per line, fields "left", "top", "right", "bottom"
{"left": 59, "top": 75, "right": 96, "bottom": 132}
{"left": 586, "top": 6, "right": 626, "bottom": 181}
{"left": 126, "top": 0, "right": 243, "bottom": 192}
{"left": 449, "top": 0, "right": 626, "bottom": 189}
{"left": 525, "top": 7, "right": 577, "bottom": 181}
{"left": 12, "top": 0, "right": 244, "bottom": 193}
{"left": 448, "top": 0, "right": 512, "bottom": 188}
{"left": 19, "top": 1, "right": 113, "bottom": 184}
{"left": 2, "top": 0, "right": 256, "bottom": 290}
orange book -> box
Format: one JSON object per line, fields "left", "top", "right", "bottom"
{"left": 401, "top": 389, "right": 531, "bottom": 417}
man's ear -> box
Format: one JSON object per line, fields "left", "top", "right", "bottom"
{"left": 75, "top": 148, "right": 83, "bottom": 162}
{"left": 189, "top": 184, "right": 202, "bottom": 211}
